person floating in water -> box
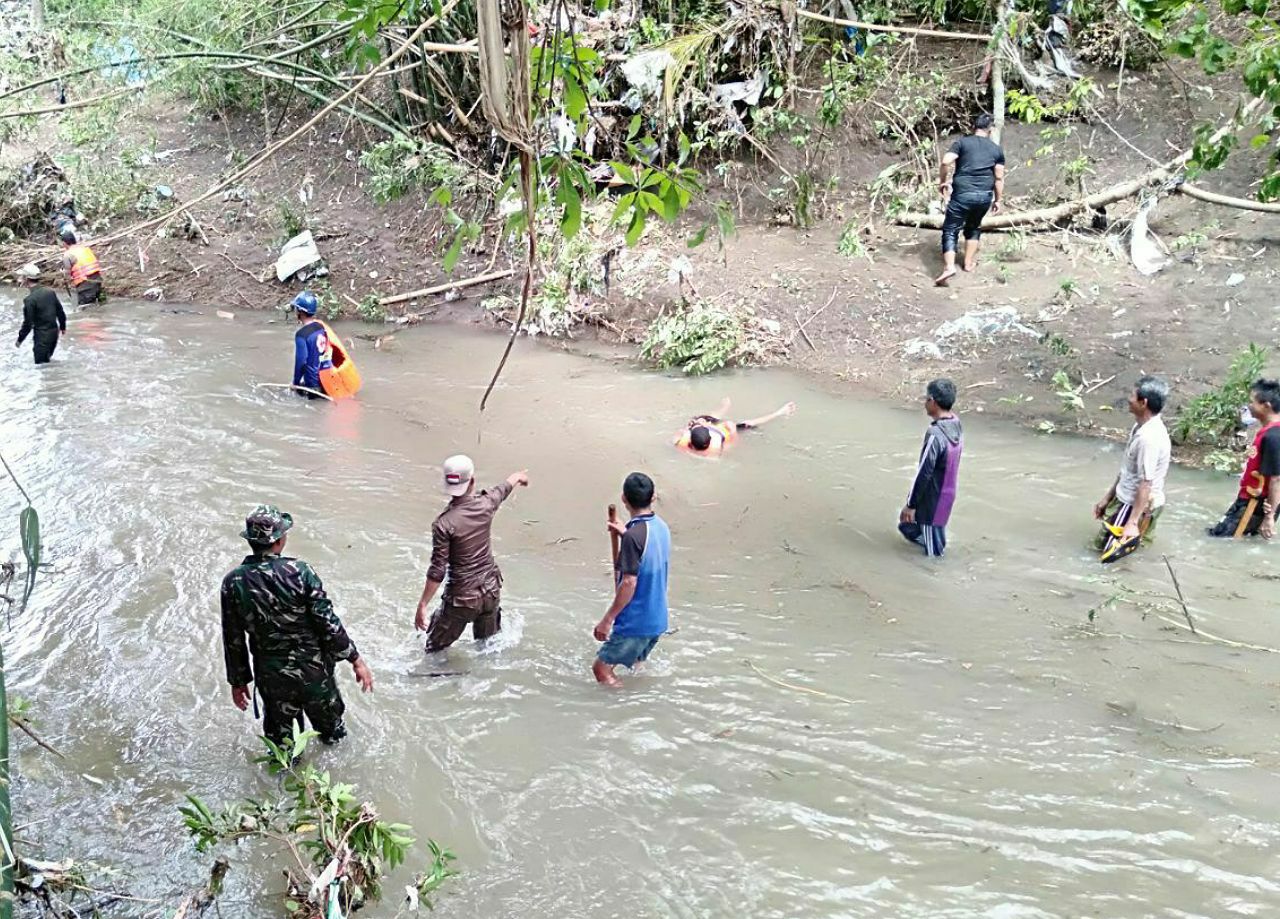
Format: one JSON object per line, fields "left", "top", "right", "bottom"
{"left": 594, "top": 472, "right": 670, "bottom": 687}
{"left": 13, "top": 264, "right": 66, "bottom": 365}
{"left": 935, "top": 113, "right": 1005, "bottom": 286}
{"left": 1207, "top": 378, "right": 1280, "bottom": 539}
{"left": 674, "top": 397, "right": 797, "bottom": 457}
{"left": 220, "top": 505, "right": 374, "bottom": 747}
{"left": 899, "top": 378, "right": 963, "bottom": 557}
{"left": 1092, "top": 376, "right": 1171, "bottom": 561}
{"left": 414, "top": 456, "right": 529, "bottom": 654}
{"left": 59, "top": 225, "right": 104, "bottom": 305}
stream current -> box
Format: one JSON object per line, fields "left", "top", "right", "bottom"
{"left": 3, "top": 292, "right": 1280, "bottom": 918}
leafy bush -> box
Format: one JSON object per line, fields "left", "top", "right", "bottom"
{"left": 181, "top": 726, "right": 456, "bottom": 917}
{"left": 360, "top": 138, "right": 467, "bottom": 205}
{"left": 1172, "top": 343, "right": 1268, "bottom": 444}
{"left": 641, "top": 300, "right": 784, "bottom": 375}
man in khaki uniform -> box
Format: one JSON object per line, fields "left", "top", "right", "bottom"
{"left": 414, "top": 455, "right": 529, "bottom": 652}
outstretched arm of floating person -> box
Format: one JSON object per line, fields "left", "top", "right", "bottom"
{"left": 740, "top": 401, "right": 797, "bottom": 430}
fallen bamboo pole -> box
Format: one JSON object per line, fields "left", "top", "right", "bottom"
{"left": 378, "top": 268, "right": 515, "bottom": 306}
{"left": 1177, "top": 183, "right": 1280, "bottom": 214}
{"left": 795, "top": 8, "right": 990, "bottom": 42}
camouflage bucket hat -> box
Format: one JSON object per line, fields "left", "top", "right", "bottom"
{"left": 241, "top": 504, "right": 294, "bottom": 546}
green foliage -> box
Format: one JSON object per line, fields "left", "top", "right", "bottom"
{"left": 1204, "top": 449, "right": 1242, "bottom": 473}
{"left": 994, "top": 230, "right": 1028, "bottom": 262}
{"left": 1052, "top": 369, "right": 1085, "bottom": 412}
{"left": 180, "top": 726, "right": 455, "bottom": 915}
{"left": 818, "top": 38, "right": 895, "bottom": 127}
{"left": 1043, "top": 332, "right": 1074, "bottom": 356}
{"left": 1129, "top": 0, "right": 1280, "bottom": 199}
{"left": 1005, "top": 79, "right": 1094, "bottom": 125}
{"left": 837, "top": 222, "right": 872, "bottom": 261}
{"left": 1173, "top": 344, "right": 1268, "bottom": 444}
{"left": 640, "top": 300, "right": 782, "bottom": 375}
{"left": 275, "top": 198, "right": 309, "bottom": 241}
{"left": 0, "top": 450, "right": 40, "bottom": 610}
{"left": 355, "top": 294, "right": 386, "bottom": 323}
{"left": 360, "top": 138, "right": 467, "bottom": 205}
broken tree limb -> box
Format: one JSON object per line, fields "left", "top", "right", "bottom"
{"left": 794, "top": 8, "right": 989, "bottom": 41}
{"left": 1177, "top": 183, "right": 1280, "bottom": 214}
{"left": 896, "top": 97, "right": 1267, "bottom": 230}
{"left": 378, "top": 269, "right": 515, "bottom": 306}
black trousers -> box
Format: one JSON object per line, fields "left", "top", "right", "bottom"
{"left": 1208, "top": 496, "right": 1277, "bottom": 537}
{"left": 75, "top": 279, "right": 102, "bottom": 305}
{"left": 941, "top": 193, "right": 993, "bottom": 254}
{"left": 32, "top": 330, "right": 58, "bottom": 364}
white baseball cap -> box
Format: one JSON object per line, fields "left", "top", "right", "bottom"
{"left": 442, "top": 454, "right": 475, "bottom": 496}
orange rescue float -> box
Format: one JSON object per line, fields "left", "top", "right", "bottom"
{"left": 317, "top": 321, "right": 363, "bottom": 400}
{"left": 674, "top": 418, "right": 737, "bottom": 456}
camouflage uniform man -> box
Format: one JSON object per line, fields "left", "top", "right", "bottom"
{"left": 221, "top": 505, "right": 374, "bottom": 745}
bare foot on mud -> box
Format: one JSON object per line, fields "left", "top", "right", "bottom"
{"left": 934, "top": 268, "right": 957, "bottom": 286}
{"left": 961, "top": 261, "right": 976, "bottom": 272}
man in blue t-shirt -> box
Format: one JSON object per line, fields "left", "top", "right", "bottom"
{"left": 290, "top": 291, "right": 333, "bottom": 397}
{"left": 593, "top": 472, "right": 670, "bottom": 686}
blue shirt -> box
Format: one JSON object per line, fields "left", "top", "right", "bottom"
{"left": 293, "top": 321, "right": 333, "bottom": 390}
{"left": 612, "top": 512, "right": 670, "bottom": 637}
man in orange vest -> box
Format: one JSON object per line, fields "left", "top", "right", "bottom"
{"left": 59, "top": 226, "right": 104, "bottom": 305}
{"left": 1208, "top": 378, "right": 1280, "bottom": 538}
{"left": 673, "top": 397, "right": 796, "bottom": 456}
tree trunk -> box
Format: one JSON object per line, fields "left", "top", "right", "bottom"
{"left": 31, "top": 0, "right": 44, "bottom": 30}
{"left": 990, "top": 0, "right": 1010, "bottom": 144}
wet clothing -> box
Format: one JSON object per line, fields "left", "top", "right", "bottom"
{"left": 425, "top": 480, "right": 515, "bottom": 650}
{"left": 902, "top": 415, "right": 963, "bottom": 557}
{"left": 610, "top": 512, "right": 670, "bottom": 638}
{"left": 1116, "top": 416, "right": 1171, "bottom": 510}
{"left": 293, "top": 320, "right": 334, "bottom": 393}
{"left": 597, "top": 633, "right": 660, "bottom": 669}
{"left": 16, "top": 286, "right": 66, "bottom": 365}
{"left": 1207, "top": 496, "right": 1277, "bottom": 538}
{"left": 941, "top": 193, "right": 993, "bottom": 254}
{"left": 1208, "top": 421, "right": 1280, "bottom": 537}
{"left": 220, "top": 553, "right": 359, "bottom": 744}
{"left": 424, "top": 593, "right": 502, "bottom": 653}
{"left": 1092, "top": 497, "right": 1163, "bottom": 552}
{"left": 942, "top": 134, "right": 1004, "bottom": 254}
{"left": 75, "top": 279, "right": 102, "bottom": 306}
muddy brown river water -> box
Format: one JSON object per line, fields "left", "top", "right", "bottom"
{"left": 2, "top": 291, "right": 1280, "bottom": 918}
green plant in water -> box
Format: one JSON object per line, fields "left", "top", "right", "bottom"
{"left": 1173, "top": 343, "right": 1269, "bottom": 445}
{"left": 181, "top": 726, "right": 456, "bottom": 917}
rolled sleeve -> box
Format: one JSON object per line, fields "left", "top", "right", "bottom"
{"left": 427, "top": 520, "right": 451, "bottom": 584}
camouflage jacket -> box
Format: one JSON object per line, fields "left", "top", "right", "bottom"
{"left": 220, "top": 554, "right": 358, "bottom": 693}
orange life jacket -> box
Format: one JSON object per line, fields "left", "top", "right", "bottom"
{"left": 316, "top": 321, "right": 363, "bottom": 400}
{"left": 67, "top": 245, "right": 101, "bottom": 285}
{"left": 674, "top": 419, "right": 736, "bottom": 456}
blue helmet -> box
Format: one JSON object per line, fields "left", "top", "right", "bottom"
{"left": 291, "top": 291, "right": 318, "bottom": 315}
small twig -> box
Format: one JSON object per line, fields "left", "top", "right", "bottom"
{"left": 965, "top": 379, "right": 998, "bottom": 389}
{"left": 744, "top": 659, "right": 859, "bottom": 705}
{"left": 9, "top": 716, "right": 65, "bottom": 759}
{"left": 789, "top": 286, "right": 838, "bottom": 347}
{"left": 793, "top": 313, "right": 816, "bottom": 350}
{"left": 1084, "top": 373, "right": 1117, "bottom": 395}
{"left": 1161, "top": 555, "right": 1196, "bottom": 633}
{"left": 219, "top": 252, "right": 262, "bottom": 281}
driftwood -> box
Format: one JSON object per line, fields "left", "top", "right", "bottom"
{"left": 378, "top": 268, "right": 515, "bottom": 306}
{"left": 1177, "top": 183, "right": 1280, "bottom": 214}
{"left": 896, "top": 98, "right": 1268, "bottom": 230}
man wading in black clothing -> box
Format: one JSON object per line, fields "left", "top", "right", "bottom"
{"left": 13, "top": 265, "right": 67, "bottom": 365}
{"left": 935, "top": 113, "right": 1006, "bottom": 286}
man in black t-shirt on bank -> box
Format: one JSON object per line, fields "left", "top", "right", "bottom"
{"left": 935, "top": 113, "right": 1006, "bottom": 286}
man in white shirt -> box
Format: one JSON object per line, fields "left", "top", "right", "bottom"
{"left": 1092, "top": 376, "right": 1172, "bottom": 558}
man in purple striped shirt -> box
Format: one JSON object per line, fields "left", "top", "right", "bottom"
{"left": 899, "top": 378, "right": 963, "bottom": 557}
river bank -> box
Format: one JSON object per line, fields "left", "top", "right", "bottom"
{"left": 2, "top": 59, "right": 1278, "bottom": 463}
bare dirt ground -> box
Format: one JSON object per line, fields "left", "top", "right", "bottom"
{"left": 4, "top": 53, "right": 1278, "bottom": 459}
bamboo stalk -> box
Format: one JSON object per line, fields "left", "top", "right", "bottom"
{"left": 795, "top": 8, "right": 989, "bottom": 41}
{"left": 378, "top": 269, "right": 514, "bottom": 306}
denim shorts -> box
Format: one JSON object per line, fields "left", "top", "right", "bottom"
{"left": 597, "top": 634, "right": 661, "bottom": 668}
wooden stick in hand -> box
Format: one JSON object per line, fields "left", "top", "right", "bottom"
{"left": 608, "top": 504, "right": 620, "bottom": 572}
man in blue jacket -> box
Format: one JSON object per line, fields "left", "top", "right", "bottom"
{"left": 291, "top": 291, "right": 332, "bottom": 398}
{"left": 594, "top": 472, "right": 671, "bottom": 686}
